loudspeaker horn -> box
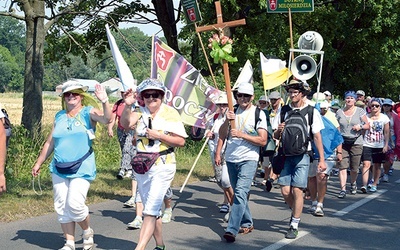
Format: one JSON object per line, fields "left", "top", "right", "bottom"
{"left": 298, "top": 31, "right": 324, "bottom": 51}
{"left": 291, "top": 55, "right": 317, "bottom": 80}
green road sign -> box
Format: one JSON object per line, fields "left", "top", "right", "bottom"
{"left": 267, "top": 0, "right": 314, "bottom": 13}
{"left": 182, "top": 0, "right": 202, "bottom": 23}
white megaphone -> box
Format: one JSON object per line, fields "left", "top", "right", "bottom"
{"left": 298, "top": 31, "right": 324, "bottom": 52}
{"left": 290, "top": 55, "right": 317, "bottom": 80}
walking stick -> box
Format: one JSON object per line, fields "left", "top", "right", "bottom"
{"left": 179, "top": 114, "right": 222, "bottom": 193}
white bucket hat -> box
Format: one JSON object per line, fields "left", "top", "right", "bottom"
{"left": 60, "top": 81, "right": 89, "bottom": 96}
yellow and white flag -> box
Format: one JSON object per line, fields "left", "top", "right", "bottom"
{"left": 105, "top": 24, "right": 135, "bottom": 91}
{"left": 260, "top": 52, "right": 291, "bottom": 90}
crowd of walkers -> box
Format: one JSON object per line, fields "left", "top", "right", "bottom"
{"left": 17, "top": 77, "right": 399, "bottom": 249}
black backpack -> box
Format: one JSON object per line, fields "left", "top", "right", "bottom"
{"left": 280, "top": 105, "right": 313, "bottom": 156}
{"left": 1, "top": 108, "right": 12, "bottom": 130}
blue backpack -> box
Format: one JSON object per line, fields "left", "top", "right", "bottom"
{"left": 312, "top": 115, "right": 344, "bottom": 159}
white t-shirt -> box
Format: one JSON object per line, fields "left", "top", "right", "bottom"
{"left": 363, "top": 113, "right": 390, "bottom": 148}
{"left": 225, "top": 105, "right": 268, "bottom": 163}
{"left": 207, "top": 114, "right": 226, "bottom": 153}
{"left": 272, "top": 104, "right": 325, "bottom": 150}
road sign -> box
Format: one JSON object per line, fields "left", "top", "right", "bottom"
{"left": 182, "top": 0, "right": 202, "bottom": 23}
{"left": 267, "top": 0, "right": 314, "bottom": 13}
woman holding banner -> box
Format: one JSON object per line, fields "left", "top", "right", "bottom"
{"left": 121, "top": 78, "right": 187, "bottom": 250}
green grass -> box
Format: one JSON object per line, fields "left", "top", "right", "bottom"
{"left": 0, "top": 124, "right": 213, "bottom": 223}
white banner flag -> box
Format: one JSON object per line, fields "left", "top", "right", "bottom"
{"left": 105, "top": 24, "right": 135, "bottom": 91}
{"left": 232, "top": 60, "right": 253, "bottom": 90}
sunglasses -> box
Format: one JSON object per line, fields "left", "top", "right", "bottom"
{"left": 142, "top": 92, "right": 162, "bottom": 99}
{"left": 237, "top": 93, "right": 252, "bottom": 98}
{"left": 371, "top": 104, "right": 380, "bottom": 108}
{"left": 259, "top": 101, "right": 267, "bottom": 105}
{"left": 64, "top": 92, "right": 80, "bottom": 97}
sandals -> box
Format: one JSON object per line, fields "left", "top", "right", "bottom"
{"left": 239, "top": 225, "right": 254, "bottom": 234}
{"left": 83, "top": 228, "right": 94, "bottom": 250}
{"left": 219, "top": 204, "right": 230, "bottom": 213}
{"left": 338, "top": 190, "right": 347, "bottom": 199}
{"left": 303, "top": 188, "right": 311, "bottom": 200}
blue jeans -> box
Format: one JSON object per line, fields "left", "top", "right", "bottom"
{"left": 226, "top": 160, "right": 258, "bottom": 235}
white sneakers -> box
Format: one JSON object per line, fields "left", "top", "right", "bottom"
{"left": 123, "top": 196, "right": 136, "bottom": 208}
{"left": 162, "top": 209, "right": 173, "bottom": 224}
{"left": 127, "top": 216, "right": 143, "bottom": 229}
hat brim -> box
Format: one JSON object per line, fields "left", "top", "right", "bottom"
{"left": 138, "top": 86, "right": 166, "bottom": 94}
{"left": 60, "top": 86, "right": 88, "bottom": 96}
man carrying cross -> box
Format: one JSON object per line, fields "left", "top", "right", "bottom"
{"left": 215, "top": 83, "right": 268, "bottom": 242}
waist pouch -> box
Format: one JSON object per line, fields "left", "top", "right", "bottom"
{"left": 55, "top": 148, "right": 93, "bottom": 175}
{"left": 342, "top": 136, "right": 359, "bottom": 145}
{"left": 131, "top": 148, "right": 174, "bottom": 174}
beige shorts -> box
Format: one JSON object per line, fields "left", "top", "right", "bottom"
{"left": 337, "top": 144, "right": 363, "bottom": 172}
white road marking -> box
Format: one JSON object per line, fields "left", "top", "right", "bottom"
{"left": 260, "top": 231, "right": 309, "bottom": 250}
{"left": 333, "top": 189, "right": 388, "bottom": 217}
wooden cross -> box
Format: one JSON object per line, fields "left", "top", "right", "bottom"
{"left": 196, "top": 1, "right": 246, "bottom": 128}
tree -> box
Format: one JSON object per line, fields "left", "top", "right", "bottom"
{"left": 0, "top": 45, "right": 23, "bottom": 92}
{"left": 0, "top": 15, "right": 25, "bottom": 53}
{"left": 0, "top": 0, "right": 181, "bottom": 133}
{"left": 181, "top": 0, "right": 400, "bottom": 99}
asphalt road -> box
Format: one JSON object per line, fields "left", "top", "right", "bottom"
{"left": 1, "top": 162, "right": 400, "bottom": 250}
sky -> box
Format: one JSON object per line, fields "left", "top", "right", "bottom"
{"left": 0, "top": 0, "right": 184, "bottom": 37}
{"left": 122, "top": 0, "right": 184, "bottom": 36}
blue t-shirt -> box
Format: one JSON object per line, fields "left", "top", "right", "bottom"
{"left": 50, "top": 106, "right": 96, "bottom": 181}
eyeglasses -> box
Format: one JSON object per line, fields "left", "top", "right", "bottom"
{"left": 259, "top": 101, "right": 267, "bottom": 105}
{"left": 217, "top": 104, "right": 228, "bottom": 107}
{"left": 287, "top": 91, "right": 300, "bottom": 96}
{"left": 237, "top": 93, "right": 252, "bottom": 98}
{"left": 270, "top": 98, "right": 279, "bottom": 102}
{"left": 64, "top": 92, "right": 80, "bottom": 97}
{"left": 142, "top": 92, "right": 162, "bottom": 99}
{"left": 371, "top": 104, "right": 380, "bottom": 108}
{"left": 383, "top": 104, "right": 391, "bottom": 107}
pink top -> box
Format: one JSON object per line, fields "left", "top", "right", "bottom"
{"left": 112, "top": 100, "right": 126, "bottom": 130}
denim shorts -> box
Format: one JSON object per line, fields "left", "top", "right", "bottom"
{"left": 278, "top": 154, "right": 310, "bottom": 189}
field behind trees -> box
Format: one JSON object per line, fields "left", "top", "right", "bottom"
{"left": 0, "top": 93, "right": 213, "bottom": 223}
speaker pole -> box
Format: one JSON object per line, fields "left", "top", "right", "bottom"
{"left": 288, "top": 8, "right": 295, "bottom": 60}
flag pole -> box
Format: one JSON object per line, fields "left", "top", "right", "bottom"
{"left": 180, "top": 111, "right": 222, "bottom": 193}
{"left": 195, "top": 23, "right": 218, "bottom": 89}
{"left": 179, "top": 135, "right": 211, "bottom": 193}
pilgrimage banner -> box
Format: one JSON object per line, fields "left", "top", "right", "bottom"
{"left": 151, "top": 36, "right": 221, "bottom": 128}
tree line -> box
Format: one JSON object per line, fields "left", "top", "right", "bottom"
{"left": 0, "top": 0, "right": 399, "bottom": 133}
{"left": 0, "top": 16, "right": 152, "bottom": 93}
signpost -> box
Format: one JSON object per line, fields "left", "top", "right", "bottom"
{"left": 267, "top": 0, "right": 314, "bottom": 13}
{"left": 182, "top": 0, "right": 202, "bottom": 23}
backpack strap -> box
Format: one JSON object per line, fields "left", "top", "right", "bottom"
{"left": 254, "top": 107, "right": 261, "bottom": 129}
{"left": 298, "top": 105, "right": 314, "bottom": 141}
{"left": 280, "top": 105, "right": 291, "bottom": 123}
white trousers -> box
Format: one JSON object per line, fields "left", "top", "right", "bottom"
{"left": 136, "top": 163, "right": 175, "bottom": 217}
{"left": 52, "top": 173, "right": 90, "bottom": 223}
